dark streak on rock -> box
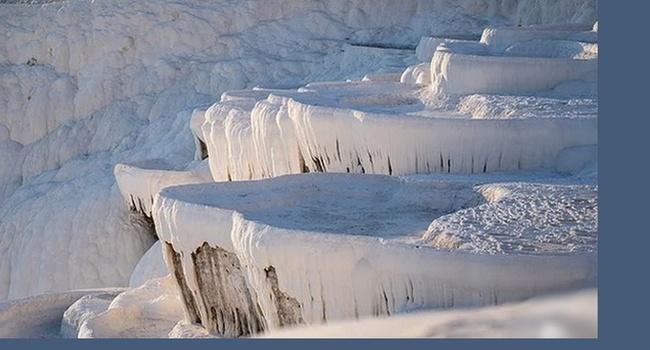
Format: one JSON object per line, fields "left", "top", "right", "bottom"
{"left": 199, "top": 140, "right": 209, "bottom": 160}
{"left": 335, "top": 139, "right": 342, "bottom": 162}
{"left": 264, "top": 266, "right": 304, "bottom": 327}
{"left": 191, "top": 243, "right": 265, "bottom": 336}
{"left": 163, "top": 242, "right": 201, "bottom": 324}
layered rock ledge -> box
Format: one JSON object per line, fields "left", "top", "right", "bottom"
{"left": 153, "top": 173, "right": 596, "bottom": 336}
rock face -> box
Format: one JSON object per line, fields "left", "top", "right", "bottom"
{"left": 263, "top": 266, "right": 304, "bottom": 327}
{"left": 8, "top": 0, "right": 597, "bottom": 301}
{"left": 122, "top": 17, "right": 598, "bottom": 338}
{"left": 423, "top": 183, "right": 598, "bottom": 255}
{"left": 76, "top": 276, "right": 184, "bottom": 338}
{"left": 189, "top": 23, "right": 597, "bottom": 183}
{"left": 128, "top": 241, "right": 168, "bottom": 288}
{"left": 60, "top": 291, "right": 124, "bottom": 338}
{"left": 163, "top": 241, "right": 303, "bottom": 337}
{"left": 427, "top": 24, "right": 597, "bottom": 95}
{"left": 153, "top": 173, "right": 596, "bottom": 336}
{"left": 193, "top": 81, "right": 596, "bottom": 182}
{"left": 0, "top": 288, "right": 125, "bottom": 338}
{"left": 115, "top": 160, "right": 213, "bottom": 218}
{"left": 263, "top": 289, "right": 598, "bottom": 338}
{"left": 430, "top": 43, "right": 596, "bottom": 95}
{"left": 163, "top": 243, "right": 201, "bottom": 325}
{"left": 190, "top": 243, "right": 266, "bottom": 336}
{"left": 1, "top": 0, "right": 598, "bottom": 340}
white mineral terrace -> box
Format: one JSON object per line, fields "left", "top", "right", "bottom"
{"left": 422, "top": 182, "right": 598, "bottom": 255}
{"left": 189, "top": 80, "right": 596, "bottom": 183}
{"left": 112, "top": 23, "right": 598, "bottom": 208}
{"left": 415, "top": 23, "right": 596, "bottom": 63}
{"left": 430, "top": 42, "right": 596, "bottom": 95}
{"left": 480, "top": 23, "right": 597, "bottom": 54}
{"left": 153, "top": 173, "right": 596, "bottom": 336}
{"left": 115, "top": 160, "right": 212, "bottom": 217}
{"left": 104, "top": 22, "right": 599, "bottom": 337}
{"left": 0, "top": 0, "right": 599, "bottom": 339}
{"left": 263, "top": 289, "right": 597, "bottom": 338}
{"left": 177, "top": 24, "right": 598, "bottom": 184}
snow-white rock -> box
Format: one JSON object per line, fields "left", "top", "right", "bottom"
{"left": 430, "top": 42, "right": 597, "bottom": 95}
{"left": 555, "top": 145, "right": 597, "bottom": 174}
{"left": 0, "top": 288, "right": 125, "bottom": 338}
{"left": 0, "top": 138, "right": 22, "bottom": 205}
{"left": 153, "top": 173, "right": 596, "bottom": 336}
{"left": 115, "top": 160, "right": 212, "bottom": 217}
{"left": 362, "top": 72, "right": 402, "bottom": 83}
{"left": 456, "top": 93, "right": 598, "bottom": 119}
{"left": 77, "top": 276, "right": 183, "bottom": 338}
{"left": 0, "top": 63, "right": 77, "bottom": 145}
{"left": 480, "top": 24, "right": 595, "bottom": 54}
{"left": 415, "top": 36, "right": 478, "bottom": 63}
{"left": 400, "top": 63, "right": 432, "bottom": 85}
{"left": 168, "top": 321, "right": 217, "bottom": 338}
{"left": 504, "top": 39, "right": 597, "bottom": 59}
{"left": 198, "top": 79, "right": 596, "bottom": 181}
{"left": 60, "top": 291, "right": 123, "bottom": 338}
{"left": 0, "top": 0, "right": 598, "bottom": 332}
{"left": 263, "top": 289, "right": 597, "bottom": 338}
{"left": 128, "top": 241, "right": 168, "bottom": 288}
{"left": 0, "top": 172, "right": 156, "bottom": 300}
{"left": 422, "top": 183, "right": 597, "bottom": 255}
{"left": 6, "top": 0, "right": 575, "bottom": 301}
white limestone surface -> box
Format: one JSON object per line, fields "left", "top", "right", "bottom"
{"left": 153, "top": 173, "right": 596, "bottom": 331}
{"left": 198, "top": 80, "right": 597, "bottom": 181}
{"left": 415, "top": 36, "right": 477, "bottom": 63}
{"left": 6, "top": 0, "right": 485, "bottom": 300}
{"left": 263, "top": 289, "right": 597, "bottom": 338}
{"left": 0, "top": 0, "right": 597, "bottom": 315}
{"left": 430, "top": 44, "right": 596, "bottom": 95}
{"left": 77, "top": 276, "right": 183, "bottom": 338}
{"left": 115, "top": 160, "right": 212, "bottom": 217}
{"left": 128, "top": 241, "right": 168, "bottom": 288}
{"left": 0, "top": 288, "right": 125, "bottom": 338}
{"left": 480, "top": 24, "right": 596, "bottom": 54}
